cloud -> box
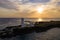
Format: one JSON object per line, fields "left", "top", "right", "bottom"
{"left": 0, "top": 0, "right": 60, "bottom": 18}
{"left": 46, "top": 0, "right": 60, "bottom": 6}
{"left": 29, "top": 0, "right": 50, "bottom": 3}
{"left": 17, "top": 0, "right": 50, "bottom": 4}
{"left": 0, "top": 7, "right": 19, "bottom": 18}
{"left": 0, "top": 0, "right": 19, "bottom": 10}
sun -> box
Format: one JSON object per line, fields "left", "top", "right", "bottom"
{"left": 36, "top": 6, "right": 44, "bottom": 14}
{"left": 37, "top": 7, "right": 44, "bottom": 13}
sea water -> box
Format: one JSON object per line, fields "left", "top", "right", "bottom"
{"left": 0, "top": 18, "right": 60, "bottom": 29}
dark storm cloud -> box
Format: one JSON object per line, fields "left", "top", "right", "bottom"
{"left": 0, "top": 0, "right": 18, "bottom": 10}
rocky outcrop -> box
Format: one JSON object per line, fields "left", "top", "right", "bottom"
{"left": 0, "top": 21, "right": 60, "bottom": 38}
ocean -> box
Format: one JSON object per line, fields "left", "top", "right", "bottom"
{"left": 0, "top": 18, "right": 60, "bottom": 29}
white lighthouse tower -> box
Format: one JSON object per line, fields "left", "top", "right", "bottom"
{"left": 21, "top": 18, "right": 25, "bottom": 27}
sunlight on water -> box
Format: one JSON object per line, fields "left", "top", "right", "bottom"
{"left": 37, "top": 18, "right": 43, "bottom": 22}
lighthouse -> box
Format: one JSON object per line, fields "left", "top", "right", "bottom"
{"left": 21, "top": 18, "right": 25, "bottom": 27}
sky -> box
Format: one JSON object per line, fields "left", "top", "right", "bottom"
{"left": 0, "top": 0, "right": 60, "bottom": 18}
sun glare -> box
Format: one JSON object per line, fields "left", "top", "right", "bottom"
{"left": 37, "top": 18, "right": 43, "bottom": 22}
{"left": 36, "top": 6, "right": 45, "bottom": 14}
{"left": 37, "top": 7, "right": 44, "bottom": 13}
